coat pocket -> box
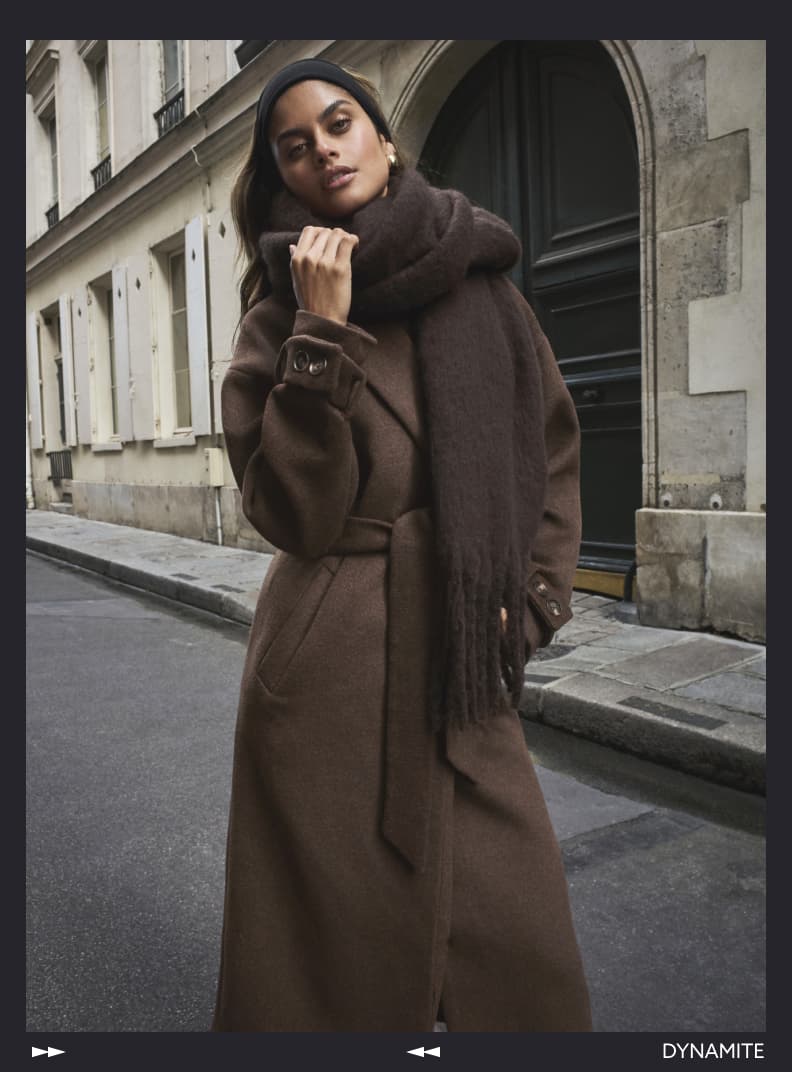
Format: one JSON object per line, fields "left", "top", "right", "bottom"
{"left": 255, "top": 554, "right": 344, "bottom": 694}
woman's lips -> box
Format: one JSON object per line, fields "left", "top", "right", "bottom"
{"left": 325, "top": 170, "right": 356, "bottom": 190}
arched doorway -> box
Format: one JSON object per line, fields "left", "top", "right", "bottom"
{"left": 419, "top": 41, "right": 641, "bottom": 598}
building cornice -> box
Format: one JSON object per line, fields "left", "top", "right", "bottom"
{"left": 25, "top": 41, "right": 59, "bottom": 113}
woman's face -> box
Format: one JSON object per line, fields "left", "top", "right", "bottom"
{"left": 267, "top": 79, "right": 395, "bottom": 219}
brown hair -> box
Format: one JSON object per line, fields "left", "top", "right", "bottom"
{"left": 229, "top": 65, "right": 409, "bottom": 326}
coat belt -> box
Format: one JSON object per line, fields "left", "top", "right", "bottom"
{"left": 326, "top": 507, "right": 477, "bottom": 875}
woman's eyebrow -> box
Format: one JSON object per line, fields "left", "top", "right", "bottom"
{"left": 275, "top": 99, "right": 353, "bottom": 144}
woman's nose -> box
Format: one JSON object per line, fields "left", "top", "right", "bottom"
{"left": 315, "top": 139, "right": 337, "bottom": 162}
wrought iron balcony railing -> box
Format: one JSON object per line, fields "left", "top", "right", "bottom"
{"left": 154, "top": 90, "right": 184, "bottom": 138}
{"left": 45, "top": 202, "right": 59, "bottom": 228}
{"left": 91, "top": 154, "right": 112, "bottom": 191}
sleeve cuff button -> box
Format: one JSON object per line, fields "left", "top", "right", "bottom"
{"left": 293, "top": 350, "right": 309, "bottom": 372}
{"left": 308, "top": 357, "right": 328, "bottom": 375}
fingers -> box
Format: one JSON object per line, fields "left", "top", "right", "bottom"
{"left": 324, "top": 228, "right": 359, "bottom": 266}
{"left": 291, "top": 227, "right": 358, "bottom": 268}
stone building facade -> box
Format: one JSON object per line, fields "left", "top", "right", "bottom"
{"left": 25, "top": 40, "right": 765, "bottom": 641}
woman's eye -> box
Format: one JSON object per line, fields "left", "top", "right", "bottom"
{"left": 288, "top": 142, "right": 307, "bottom": 159}
{"left": 331, "top": 117, "right": 351, "bottom": 132}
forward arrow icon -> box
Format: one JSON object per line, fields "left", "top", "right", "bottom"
{"left": 31, "top": 1047, "right": 65, "bottom": 1058}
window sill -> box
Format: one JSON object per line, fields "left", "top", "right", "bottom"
{"left": 153, "top": 434, "right": 196, "bottom": 449}
{"left": 91, "top": 441, "right": 123, "bottom": 453}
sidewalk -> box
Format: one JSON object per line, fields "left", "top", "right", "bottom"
{"left": 26, "top": 509, "right": 765, "bottom": 795}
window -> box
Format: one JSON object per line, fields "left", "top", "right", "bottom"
{"left": 48, "top": 115, "right": 58, "bottom": 200}
{"left": 44, "top": 111, "right": 59, "bottom": 226}
{"left": 154, "top": 41, "right": 185, "bottom": 137}
{"left": 162, "top": 40, "right": 183, "bottom": 102}
{"left": 168, "top": 250, "right": 191, "bottom": 429}
{"left": 95, "top": 55, "right": 109, "bottom": 159}
{"left": 106, "top": 288, "right": 118, "bottom": 436}
{"left": 87, "top": 276, "right": 121, "bottom": 443}
{"left": 77, "top": 41, "right": 112, "bottom": 190}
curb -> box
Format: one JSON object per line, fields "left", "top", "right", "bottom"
{"left": 518, "top": 681, "right": 764, "bottom": 796}
{"left": 26, "top": 534, "right": 255, "bottom": 628}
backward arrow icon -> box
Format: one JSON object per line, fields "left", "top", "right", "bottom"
{"left": 31, "top": 1047, "right": 65, "bottom": 1057}
{"left": 407, "top": 1046, "right": 441, "bottom": 1057}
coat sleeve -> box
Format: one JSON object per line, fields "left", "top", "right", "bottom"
{"left": 221, "top": 302, "right": 376, "bottom": 558}
{"left": 505, "top": 282, "right": 583, "bottom": 661}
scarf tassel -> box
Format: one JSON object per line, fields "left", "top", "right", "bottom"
{"left": 429, "top": 546, "right": 527, "bottom": 733}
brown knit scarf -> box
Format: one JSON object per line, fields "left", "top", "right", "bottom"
{"left": 257, "top": 166, "right": 547, "bottom": 732}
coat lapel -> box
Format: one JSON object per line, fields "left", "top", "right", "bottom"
{"left": 363, "top": 322, "right": 427, "bottom": 455}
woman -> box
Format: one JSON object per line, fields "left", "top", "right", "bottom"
{"left": 212, "top": 57, "right": 592, "bottom": 1033}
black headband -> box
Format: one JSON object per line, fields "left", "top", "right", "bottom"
{"left": 255, "top": 58, "right": 392, "bottom": 151}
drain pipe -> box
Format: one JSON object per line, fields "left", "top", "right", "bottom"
{"left": 214, "top": 485, "right": 224, "bottom": 547}
{"left": 25, "top": 401, "right": 35, "bottom": 509}
{"left": 204, "top": 447, "right": 224, "bottom": 546}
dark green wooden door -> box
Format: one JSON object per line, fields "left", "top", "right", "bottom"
{"left": 419, "top": 41, "right": 641, "bottom": 585}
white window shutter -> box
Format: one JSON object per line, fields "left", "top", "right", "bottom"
{"left": 111, "top": 265, "right": 134, "bottom": 441}
{"left": 58, "top": 295, "right": 77, "bottom": 447}
{"left": 72, "top": 286, "right": 92, "bottom": 444}
{"left": 184, "top": 215, "right": 212, "bottom": 435}
{"left": 26, "top": 312, "right": 43, "bottom": 450}
{"left": 126, "top": 252, "right": 156, "bottom": 440}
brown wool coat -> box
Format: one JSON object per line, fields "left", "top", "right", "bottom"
{"left": 211, "top": 284, "right": 592, "bottom": 1032}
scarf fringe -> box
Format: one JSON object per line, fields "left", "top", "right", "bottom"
{"left": 429, "top": 542, "right": 528, "bottom": 733}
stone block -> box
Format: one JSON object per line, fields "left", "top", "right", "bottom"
{"left": 658, "top": 390, "right": 745, "bottom": 475}
{"left": 657, "top": 131, "right": 750, "bottom": 231}
{"left": 657, "top": 219, "right": 728, "bottom": 305}
{"left": 655, "top": 300, "right": 690, "bottom": 395}
{"left": 636, "top": 508, "right": 705, "bottom": 555}
{"left": 595, "top": 635, "right": 758, "bottom": 691}
{"left": 108, "top": 482, "right": 136, "bottom": 526}
{"left": 166, "top": 486, "right": 208, "bottom": 542}
{"left": 704, "top": 511, "right": 766, "bottom": 641}
{"left": 741, "top": 656, "right": 766, "bottom": 679}
{"left": 588, "top": 626, "right": 680, "bottom": 652}
{"left": 673, "top": 671, "right": 766, "bottom": 717}
{"left": 630, "top": 41, "right": 708, "bottom": 152}
{"left": 133, "top": 484, "right": 172, "bottom": 535}
{"left": 70, "top": 481, "right": 89, "bottom": 516}
{"left": 82, "top": 481, "right": 113, "bottom": 521}
{"left": 636, "top": 509, "right": 705, "bottom": 630}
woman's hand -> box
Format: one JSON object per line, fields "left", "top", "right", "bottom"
{"left": 288, "top": 226, "right": 359, "bottom": 325}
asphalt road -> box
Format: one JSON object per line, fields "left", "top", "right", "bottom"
{"left": 26, "top": 552, "right": 765, "bottom": 1033}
